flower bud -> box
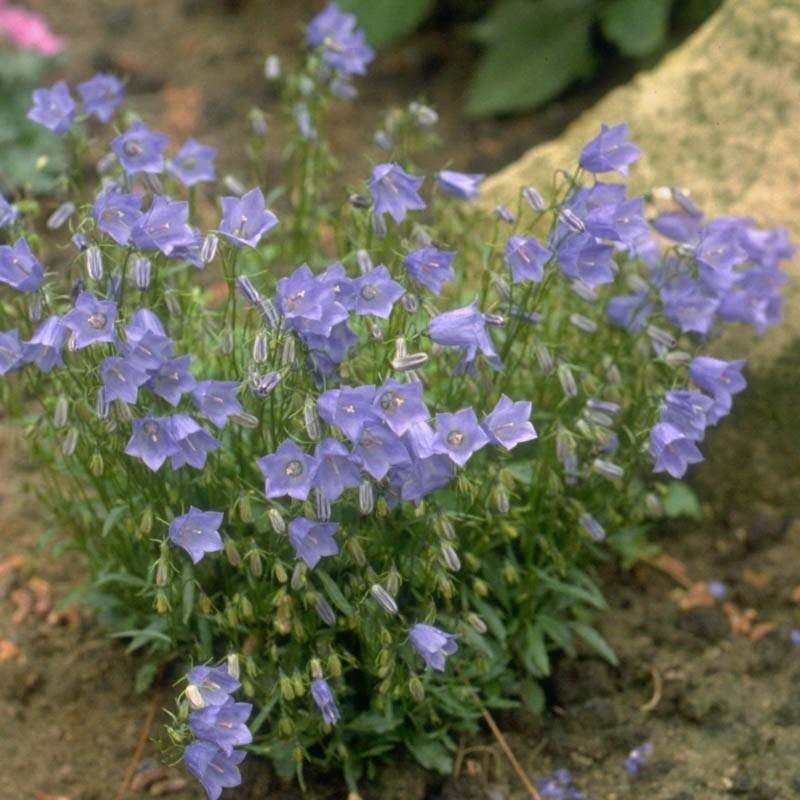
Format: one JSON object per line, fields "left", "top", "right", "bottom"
{"left": 440, "top": 543, "right": 461, "bottom": 572}
{"left": 645, "top": 492, "right": 662, "bottom": 517}
{"left": 133, "top": 255, "right": 151, "bottom": 290}
{"left": 231, "top": 411, "right": 259, "bottom": 428}
{"left": 165, "top": 292, "right": 181, "bottom": 319}
{"left": 225, "top": 652, "right": 240, "bottom": 680}
{"left": 494, "top": 484, "right": 510, "bottom": 514}
{"left": 62, "top": 427, "right": 78, "bottom": 456}
{"left": 273, "top": 562, "right": 288, "bottom": 583}
{"left": 473, "top": 578, "right": 489, "bottom": 597}
{"left": 292, "top": 671, "right": 306, "bottom": 696}
{"left": 309, "top": 658, "right": 323, "bottom": 680}
{"left": 237, "top": 494, "right": 253, "bottom": 524}
{"left": 409, "top": 676, "right": 425, "bottom": 703}
{"left": 569, "top": 313, "right": 598, "bottom": 333}
{"left": 437, "top": 574, "right": 454, "bottom": 599}
{"left": 268, "top": 507, "right": 286, "bottom": 534}
{"left": 371, "top": 211, "right": 387, "bottom": 239}
{"left": 186, "top": 685, "right": 204, "bottom": 709}
{"left": 142, "top": 173, "right": 163, "bottom": 195}
{"left": 522, "top": 186, "right": 545, "bottom": 211}
{"left": 315, "top": 489, "right": 331, "bottom": 522}
{"left": 304, "top": 397, "right": 321, "bottom": 440}
{"left": 484, "top": 313, "right": 506, "bottom": 328}
{"left": 248, "top": 549, "right": 263, "bottom": 578}
{"left": 252, "top": 330, "right": 269, "bottom": 364}
{"left": 391, "top": 352, "right": 428, "bottom": 372}
{"left": 327, "top": 653, "right": 342, "bottom": 677}
{"left": 278, "top": 717, "right": 294, "bottom": 737}
{"left": 291, "top": 562, "right": 306, "bottom": 591}
{"left": 85, "top": 245, "right": 103, "bottom": 281}
{"left": 223, "top": 174, "right": 246, "bottom": 196}
{"left": 666, "top": 350, "right": 692, "bottom": 367}
{"left": 347, "top": 538, "right": 366, "bottom": 566}
{"left": 349, "top": 193, "right": 371, "bottom": 209}
{"left": 579, "top": 512, "right": 605, "bottom": 541}
{"left": 606, "top": 363, "right": 622, "bottom": 384}
{"left": 264, "top": 54, "right": 281, "bottom": 80}
{"left": 315, "top": 595, "right": 336, "bottom": 626}
{"left": 370, "top": 584, "right": 398, "bottom": 615}
{"left": 281, "top": 334, "right": 296, "bottom": 367}
{"left": 374, "top": 130, "right": 393, "bottom": 150}
{"left": 249, "top": 108, "right": 268, "bottom": 137}
{"left": 221, "top": 327, "right": 234, "bottom": 355}
{"left": 224, "top": 538, "right": 242, "bottom": 567}
{"left": 559, "top": 208, "right": 585, "bottom": 233}
{"left": 358, "top": 481, "right": 374, "bottom": 514}
{"left": 534, "top": 342, "right": 554, "bottom": 374}
{"left": 46, "top": 201, "right": 75, "bottom": 230}
{"left": 292, "top": 746, "right": 304, "bottom": 763}
{"left": 28, "top": 293, "right": 42, "bottom": 322}
{"left": 155, "top": 591, "right": 170, "bottom": 614}
{"left": 258, "top": 298, "right": 280, "bottom": 329}
{"left": 385, "top": 565, "right": 400, "bottom": 596}
{"left": 280, "top": 675, "right": 296, "bottom": 701}
{"left": 434, "top": 516, "right": 456, "bottom": 541}
{"left": 53, "top": 396, "right": 68, "bottom": 429}
{"left": 592, "top": 458, "right": 624, "bottom": 481}
{"left": 90, "top": 452, "right": 104, "bottom": 477}
{"left": 402, "top": 293, "right": 418, "bottom": 314}
{"left": 502, "top": 564, "right": 519, "bottom": 584}
{"left": 647, "top": 324, "right": 676, "bottom": 349}
{"left": 557, "top": 363, "right": 578, "bottom": 399}
{"left": 467, "top": 612, "right": 488, "bottom": 634}
{"left": 201, "top": 234, "right": 219, "bottom": 265}
{"left": 409, "top": 101, "right": 438, "bottom": 127}
{"left": 495, "top": 204, "right": 514, "bottom": 224}
{"left": 96, "top": 151, "right": 116, "bottom": 175}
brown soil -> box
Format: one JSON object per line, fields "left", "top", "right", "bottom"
{"left": 2, "top": 3, "right": 799, "bottom": 800}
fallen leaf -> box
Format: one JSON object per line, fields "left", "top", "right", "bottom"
{"left": 131, "top": 762, "right": 167, "bottom": 792}
{"left": 649, "top": 553, "right": 692, "bottom": 587}
{"left": 0, "top": 639, "right": 20, "bottom": 662}
{"left": 10, "top": 587, "right": 33, "bottom": 625}
{"left": 148, "top": 777, "right": 189, "bottom": 796}
{"left": 28, "top": 577, "right": 52, "bottom": 616}
{"left": 672, "top": 581, "right": 715, "bottom": 610}
{"left": 0, "top": 554, "right": 24, "bottom": 576}
{"left": 47, "top": 606, "right": 81, "bottom": 627}
{"left": 741, "top": 569, "right": 771, "bottom": 589}
{"left": 723, "top": 602, "right": 757, "bottom": 636}
{"left": 748, "top": 622, "right": 777, "bottom": 642}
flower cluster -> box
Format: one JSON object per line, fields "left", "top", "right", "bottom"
{"left": 184, "top": 665, "right": 252, "bottom": 800}
{"left": 0, "top": 2, "right": 791, "bottom": 795}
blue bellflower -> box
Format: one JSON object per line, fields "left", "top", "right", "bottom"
{"left": 408, "top": 623, "right": 458, "bottom": 671}
{"left": 258, "top": 439, "right": 319, "bottom": 500}
{"left": 437, "top": 170, "right": 484, "bottom": 201}
{"left": 93, "top": 191, "right": 142, "bottom": 246}
{"left": 352, "top": 265, "right": 405, "bottom": 318}
{"left": 404, "top": 246, "right": 456, "bottom": 295}
{"left": 659, "top": 390, "right": 713, "bottom": 441}
{"left": 170, "top": 414, "right": 221, "bottom": 470}
{"left": 505, "top": 236, "right": 550, "bottom": 284}
{"left": 288, "top": 517, "right": 339, "bottom": 568}
{"left": 313, "top": 438, "right": 361, "bottom": 502}
{"left": 317, "top": 384, "right": 378, "bottom": 441}
{"left": 374, "top": 378, "right": 430, "bottom": 436}
{"left": 0, "top": 329, "right": 22, "bottom": 375}
{"left": 191, "top": 380, "right": 243, "bottom": 429}
{"left": 605, "top": 291, "right": 653, "bottom": 333}
{"left": 369, "top": 163, "right": 425, "bottom": 223}
{"left": 219, "top": 188, "right": 278, "bottom": 248}
{"left": 62, "top": 292, "right": 117, "bottom": 349}
{"left": 169, "top": 506, "right": 224, "bottom": 563}
{"left": 21, "top": 316, "right": 67, "bottom": 373}
{"left": 428, "top": 301, "right": 502, "bottom": 374}
{"left": 147, "top": 355, "right": 196, "bottom": 406}
{"left": 168, "top": 138, "right": 218, "bottom": 187}
{"left": 351, "top": 422, "right": 409, "bottom": 479}
{"left": 310, "top": 678, "right": 341, "bottom": 724}
{"left": 0, "top": 238, "right": 44, "bottom": 292}
{"left": 189, "top": 699, "right": 253, "bottom": 755}
{"left": 100, "top": 356, "right": 149, "bottom": 404}
{"left": 111, "top": 121, "right": 169, "bottom": 175}
{"left": 689, "top": 356, "right": 746, "bottom": 399}
{"left": 77, "top": 73, "right": 125, "bottom": 122}
{"left": 649, "top": 422, "right": 703, "bottom": 478}
{"left": 27, "top": 80, "right": 76, "bottom": 134}
{"left": 579, "top": 123, "right": 640, "bottom": 175}
{"left": 184, "top": 741, "right": 246, "bottom": 800}
{"left": 131, "top": 196, "right": 195, "bottom": 256}
{"left": 433, "top": 407, "right": 490, "bottom": 466}
{"left": 0, "top": 194, "right": 18, "bottom": 229}
{"left": 482, "top": 395, "right": 537, "bottom": 450}
{"left": 125, "top": 415, "right": 180, "bottom": 471}
{"left": 187, "top": 665, "right": 240, "bottom": 707}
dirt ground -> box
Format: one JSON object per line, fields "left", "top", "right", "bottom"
{"left": 2, "top": 2, "right": 799, "bottom": 799}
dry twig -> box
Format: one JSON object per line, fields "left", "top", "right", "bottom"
{"left": 116, "top": 684, "right": 162, "bottom": 800}
{"left": 481, "top": 707, "right": 542, "bottom": 800}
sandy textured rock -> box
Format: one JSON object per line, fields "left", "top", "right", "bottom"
{"left": 485, "top": 0, "right": 800, "bottom": 365}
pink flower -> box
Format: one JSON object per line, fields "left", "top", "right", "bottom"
{"left": 0, "top": 4, "right": 64, "bottom": 56}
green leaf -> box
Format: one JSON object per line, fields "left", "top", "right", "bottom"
{"left": 337, "top": 0, "right": 435, "bottom": 47}
{"left": 134, "top": 662, "right": 158, "bottom": 694}
{"left": 405, "top": 735, "right": 453, "bottom": 773}
{"left": 523, "top": 624, "right": 550, "bottom": 675}
{"left": 601, "top": 0, "right": 672, "bottom": 57}
{"left": 315, "top": 569, "right": 354, "bottom": 616}
{"left": 101, "top": 504, "right": 128, "bottom": 538}
{"left": 571, "top": 622, "right": 619, "bottom": 666}
{"left": 467, "top": 1, "right": 597, "bottom": 117}
{"left": 662, "top": 480, "right": 702, "bottom": 519}
{"left": 521, "top": 679, "right": 546, "bottom": 715}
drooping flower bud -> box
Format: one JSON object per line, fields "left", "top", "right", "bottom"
{"left": 46, "top": 202, "right": 75, "bottom": 230}
{"left": 85, "top": 245, "right": 103, "bottom": 281}
{"left": 370, "top": 584, "right": 398, "bottom": 615}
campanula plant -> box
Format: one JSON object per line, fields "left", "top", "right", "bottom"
{"left": 0, "top": 3, "right": 792, "bottom": 797}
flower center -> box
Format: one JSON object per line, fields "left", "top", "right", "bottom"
{"left": 360, "top": 284, "right": 378, "bottom": 301}
{"left": 180, "top": 524, "right": 204, "bottom": 540}
{"left": 379, "top": 390, "right": 403, "bottom": 412}
{"left": 88, "top": 312, "right": 107, "bottom": 330}
{"left": 143, "top": 421, "right": 160, "bottom": 440}
{"left": 446, "top": 430, "right": 464, "bottom": 447}
{"left": 123, "top": 140, "right": 143, "bottom": 157}
{"left": 285, "top": 459, "right": 304, "bottom": 477}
